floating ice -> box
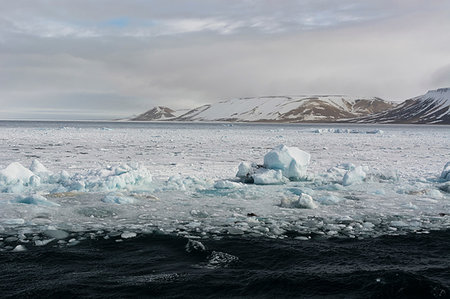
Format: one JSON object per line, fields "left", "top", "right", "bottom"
{"left": 44, "top": 229, "right": 69, "bottom": 239}
{"left": 12, "top": 245, "right": 27, "bottom": 252}
{"left": 441, "top": 162, "right": 450, "bottom": 181}
{"left": 11, "top": 194, "right": 60, "bottom": 207}
{"left": 102, "top": 193, "right": 136, "bottom": 204}
{"left": 263, "top": 145, "right": 310, "bottom": 180}
{"left": 253, "top": 169, "right": 285, "bottom": 185}
{"left": 314, "top": 128, "right": 384, "bottom": 134}
{"left": 83, "top": 163, "right": 153, "bottom": 192}
{"left": 280, "top": 193, "right": 317, "bottom": 209}
{"left": 0, "top": 162, "right": 39, "bottom": 193}
{"left": 343, "top": 166, "right": 367, "bottom": 186}
{"left": 236, "top": 162, "right": 257, "bottom": 180}
{"left": 0, "top": 124, "right": 449, "bottom": 247}
{"left": 30, "top": 159, "right": 51, "bottom": 176}
{"left": 214, "top": 180, "right": 243, "bottom": 189}
{"left": 185, "top": 239, "right": 206, "bottom": 253}
{"left": 0, "top": 162, "right": 34, "bottom": 183}
{"left": 297, "top": 194, "right": 317, "bottom": 209}
{"left": 236, "top": 145, "right": 311, "bottom": 184}
{"left": 121, "top": 231, "right": 137, "bottom": 239}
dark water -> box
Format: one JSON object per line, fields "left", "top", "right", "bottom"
{"left": 1, "top": 231, "right": 450, "bottom": 298}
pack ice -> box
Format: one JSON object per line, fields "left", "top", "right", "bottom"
{"left": 0, "top": 123, "right": 449, "bottom": 250}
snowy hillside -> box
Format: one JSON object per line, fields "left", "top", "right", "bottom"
{"left": 161, "top": 96, "right": 394, "bottom": 122}
{"left": 353, "top": 88, "right": 450, "bottom": 124}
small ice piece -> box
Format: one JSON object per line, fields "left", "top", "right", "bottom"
{"left": 280, "top": 193, "right": 317, "bottom": 209}
{"left": 253, "top": 169, "right": 285, "bottom": 185}
{"left": 297, "top": 194, "right": 317, "bottom": 209}
{"left": 12, "top": 194, "right": 60, "bottom": 207}
{"left": 121, "top": 231, "right": 137, "bottom": 239}
{"left": 236, "top": 162, "right": 256, "bottom": 178}
{"left": 2, "top": 218, "right": 25, "bottom": 225}
{"left": 206, "top": 251, "right": 239, "bottom": 268}
{"left": 427, "top": 189, "right": 443, "bottom": 199}
{"left": 317, "top": 194, "right": 342, "bottom": 205}
{"left": 366, "top": 129, "right": 384, "bottom": 135}
{"left": 342, "top": 166, "right": 367, "bottom": 186}
{"left": 185, "top": 239, "right": 206, "bottom": 253}
{"left": 390, "top": 221, "right": 408, "bottom": 228}
{"left": 214, "top": 180, "right": 242, "bottom": 189}
{"left": 43, "top": 229, "right": 69, "bottom": 240}
{"left": 263, "top": 145, "right": 310, "bottom": 180}
{"left": 35, "top": 238, "right": 55, "bottom": 246}
{"left": 102, "top": 193, "right": 135, "bottom": 204}
{"left": 12, "top": 245, "right": 27, "bottom": 252}
{"left": 441, "top": 162, "right": 450, "bottom": 181}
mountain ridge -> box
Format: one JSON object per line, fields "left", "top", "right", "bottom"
{"left": 350, "top": 88, "right": 450, "bottom": 124}
{"left": 132, "top": 95, "right": 396, "bottom": 123}
{"left": 130, "top": 88, "right": 450, "bottom": 124}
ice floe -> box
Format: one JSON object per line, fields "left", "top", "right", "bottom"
{"left": 236, "top": 145, "right": 310, "bottom": 184}
{"left": 0, "top": 124, "right": 449, "bottom": 251}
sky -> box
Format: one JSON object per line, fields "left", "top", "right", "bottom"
{"left": 1, "top": 0, "right": 450, "bottom": 120}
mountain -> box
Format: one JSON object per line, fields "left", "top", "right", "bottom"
{"left": 131, "top": 106, "right": 178, "bottom": 121}
{"left": 174, "top": 95, "right": 395, "bottom": 122}
{"left": 351, "top": 88, "right": 450, "bottom": 124}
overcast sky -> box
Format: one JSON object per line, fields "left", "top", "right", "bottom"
{"left": 1, "top": 0, "right": 450, "bottom": 119}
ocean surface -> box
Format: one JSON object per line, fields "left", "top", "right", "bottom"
{"left": 0, "top": 121, "right": 449, "bottom": 298}
{"left": 1, "top": 231, "right": 450, "bottom": 298}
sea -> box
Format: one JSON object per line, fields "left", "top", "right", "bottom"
{"left": 0, "top": 121, "right": 449, "bottom": 298}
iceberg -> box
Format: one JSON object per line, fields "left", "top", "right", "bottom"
{"left": 236, "top": 145, "right": 311, "bottom": 184}
{"left": 263, "top": 145, "right": 310, "bottom": 180}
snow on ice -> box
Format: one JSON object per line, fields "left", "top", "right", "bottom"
{"left": 236, "top": 145, "right": 310, "bottom": 184}
{"left": 0, "top": 123, "right": 448, "bottom": 250}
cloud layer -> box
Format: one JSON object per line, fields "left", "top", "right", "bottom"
{"left": 1, "top": 0, "right": 449, "bottom": 119}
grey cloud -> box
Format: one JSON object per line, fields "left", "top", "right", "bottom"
{"left": 0, "top": 0, "right": 449, "bottom": 119}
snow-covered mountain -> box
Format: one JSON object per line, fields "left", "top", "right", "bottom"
{"left": 133, "top": 96, "right": 395, "bottom": 122}
{"left": 352, "top": 88, "right": 450, "bottom": 124}
{"left": 131, "top": 106, "right": 178, "bottom": 121}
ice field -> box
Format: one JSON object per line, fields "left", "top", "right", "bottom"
{"left": 0, "top": 121, "right": 449, "bottom": 250}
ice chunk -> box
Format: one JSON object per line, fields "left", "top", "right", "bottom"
{"left": 317, "top": 194, "right": 343, "bottom": 205}
{"left": 0, "top": 162, "right": 35, "bottom": 184}
{"left": 35, "top": 239, "right": 55, "bottom": 246}
{"left": 185, "top": 239, "right": 206, "bottom": 253}
{"left": 12, "top": 245, "right": 27, "bottom": 252}
{"left": 102, "top": 194, "right": 135, "bottom": 204}
{"left": 343, "top": 166, "right": 367, "bottom": 186}
{"left": 253, "top": 169, "right": 285, "bottom": 185}
{"left": 12, "top": 194, "right": 60, "bottom": 207}
{"left": 236, "top": 162, "right": 256, "bottom": 178}
{"left": 297, "top": 194, "right": 318, "bottom": 209}
{"left": 1, "top": 218, "right": 25, "bottom": 225}
{"left": 214, "top": 180, "right": 243, "bottom": 189}
{"left": 43, "top": 229, "right": 69, "bottom": 239}
{"left": 121, "top": 231, "right": 137, "bottom": 239}
{"left": 441, "top": 162, "right": 450, "bottom": 181}
{"left": 263, "top": 145, "right": 310, "bottom": 180}
{"left": 280, "top": 193, "right": 317, "bottom": 209}
{"left": 30, "top": 159, "right": 51, "bottom": 176}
